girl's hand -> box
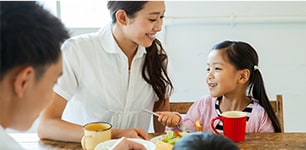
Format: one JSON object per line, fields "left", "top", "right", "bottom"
{"left": 156, "top": 111, "right": 181, "bottom": 127}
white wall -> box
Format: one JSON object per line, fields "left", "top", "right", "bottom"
{"left": 161, "top": 1, "right": 306, "bottom": 132}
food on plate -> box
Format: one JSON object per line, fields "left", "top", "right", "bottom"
{"left": 162, "top": 131, "right": 187, "bottom": 145}
{"left": 194, "top": 119, "right": 202, "bottom": 132}
{"left": 155, "top": 131, "right": 187, "bottom": 150}
{"left": 155, "top": 140, "right": 173, "bottom": 150}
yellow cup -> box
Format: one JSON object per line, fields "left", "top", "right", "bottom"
{"left": 81, "top": 122, "right": 112, "bottom": 150}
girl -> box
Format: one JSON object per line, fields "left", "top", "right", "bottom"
{"left": 38, "top": 1, "right": 173, "bottom": 142}
{"left": 157, "top": 40, "right": 281, "bottom": 133}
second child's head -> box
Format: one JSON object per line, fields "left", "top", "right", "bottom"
{"left": 206, "top": 40, "right": 260, "bottom": 98}
{"left": 173, "top": 132, "right": 239, "bottom": 150}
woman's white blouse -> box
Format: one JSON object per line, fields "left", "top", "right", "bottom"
{"left": 54, "top": 24, "right": 160, "bottom": 131}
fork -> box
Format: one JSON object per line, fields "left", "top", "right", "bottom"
{"left": 143, "top": 108, "right": 160, "bottom": 117}
{"left": 143, "top": 108, "right": 187, "bottom": 131}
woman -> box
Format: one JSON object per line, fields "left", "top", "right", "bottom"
{"left": 38, "top": 1, "right": 173, "bottom": 142}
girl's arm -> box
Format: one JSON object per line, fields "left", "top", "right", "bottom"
{"left": 156, "top": 111, "right": 182, "bottom": 127}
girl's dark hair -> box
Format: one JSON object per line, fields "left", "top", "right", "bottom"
{"left": 212, "top": 40, "right": 281, "bottom": 132}
{"left": 107, "top": 1, "right": 173, "bottom": 107}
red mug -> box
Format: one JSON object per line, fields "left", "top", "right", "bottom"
{"left": 211, "top": 111, "right": 247, "bottom": 142}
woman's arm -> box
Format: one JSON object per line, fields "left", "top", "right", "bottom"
{"left": 38, "top": 93, "right": 84, "bottom": 142}
{"left": 38, "top": 93, "right": 150, "bottom": 142}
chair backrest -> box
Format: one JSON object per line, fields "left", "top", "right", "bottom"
{"left": 169, "top": 102, "right": 193, "bottom": 114}
{"left": 269, "top": 94, "right": 284, "bottom": 132}
{"left": 169, "top": 94, "right": 284, "bottom": 132}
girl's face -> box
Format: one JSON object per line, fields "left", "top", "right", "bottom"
{"left": 206, "top": 50, "right": 243, "bottom": 97}
{"left": 124, "top": 1, "right": 165, "bottom": 47}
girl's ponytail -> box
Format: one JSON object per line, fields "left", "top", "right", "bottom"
{"left": 250, "top": 69, "right": 281, "bottom": 132}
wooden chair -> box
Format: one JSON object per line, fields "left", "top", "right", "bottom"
{"left": 269, "top": 94, "right": 284, "bottom": 132}
{"left": 169, "top": 94, "right": 284, "bottom": 132}
{"left": 169, "top": 102, "right": 193, "bottom": 114}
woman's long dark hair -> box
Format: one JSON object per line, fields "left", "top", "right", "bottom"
{"left": 107, "top": 1, "right": 173, "bottom": 107}
{"left": 212, "top": 40, "right": 281, "bottom": 132}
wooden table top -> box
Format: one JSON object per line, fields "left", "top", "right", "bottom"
{"left": 237, "top": 133, "right": 306, "bottom": 150}
{"left": 10, "top": 132, "right": 306, "bottom": 150}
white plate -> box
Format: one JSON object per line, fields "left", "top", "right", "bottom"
{"left": 150, "top": 134, "right": 166, "bottom": 144}
{"left": 95, "top": 138, "right": 155, "bottom": 150}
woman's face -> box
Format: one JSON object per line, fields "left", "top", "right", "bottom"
{"left": 206, "top": 50, "right": 242, "bottom": 97}
{"left": 124, "top": 1, "right": 165, "bottom": 47}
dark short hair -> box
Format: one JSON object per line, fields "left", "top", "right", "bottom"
{"left": 173, "top": 132, "right": 239, "bottom": 150}
{"left": 0, "top": 1, "right": 69, "bottom": 80}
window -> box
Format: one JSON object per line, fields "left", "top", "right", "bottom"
{"left": 38, "top": 0, "right": 57, "bottom": 16}
{"left": 39, "top": 0, "right": 111, "bottom": 28}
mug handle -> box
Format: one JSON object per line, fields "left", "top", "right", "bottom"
{"left": 210, "top": 116, "right": 222, "bottom": 135}
{"left": 81, "top": 135, "right": 91, "bottom": 150}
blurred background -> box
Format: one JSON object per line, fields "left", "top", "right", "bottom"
{"left": 7, "top": 0, "right": 306, "bottom": 133}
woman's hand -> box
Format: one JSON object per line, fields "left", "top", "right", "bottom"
{"left": 156, "top": 111, "right": 181, "bottom": 127}
{"left": 111, "top": 128, "right": 149, "bottom": 140}
{"left": 110, "top": 137, "right": 146, "bottom": 150}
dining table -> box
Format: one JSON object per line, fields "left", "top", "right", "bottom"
{"left": 9, "top": 132, "right": 306, "bottom": 150}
